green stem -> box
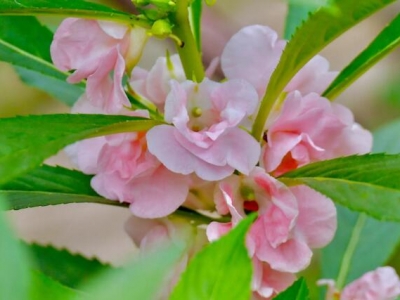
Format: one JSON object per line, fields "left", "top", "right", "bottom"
{"left": 173, "top": 206, "right": 230, "bottom": 226}
{"left": 251, "top": 91, "right": 279, "bottom": 142}
{"left": 171, "top": 0, "right": 205, "bottom": 82}
{"left": 336, "top": 214, "right": 367, "bottom": 289}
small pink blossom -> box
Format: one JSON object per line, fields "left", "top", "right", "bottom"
{"left": 262, "top": 91, "right": 373, "bottom": 175}
{"left": 51, "top": 18, "right": 147, "bottom": 112}
{"left": 146, "top": 79, "right": 261, "bottom": 181}
{"left": 319, "top": 267, "right": 400, "bottom": 300}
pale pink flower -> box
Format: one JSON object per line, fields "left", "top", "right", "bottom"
{"left": 221, "top": 25, "right": 337, "bottom": 98}
{"left": 51, "top": 18, "right": 147, "bottom": 113}
{"left": 146, "top": 79, "right": 261, "bottom": 181}
{"left": 207, "top": 167, "right": 336, "bottom": 297}
{"left": 319, "top": 267, "right": 400, "bottom": 300}
{"left": 262, "top": 91, "right": 373, "bottom": 175}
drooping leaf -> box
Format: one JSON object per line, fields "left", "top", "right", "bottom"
{"left": 273, "top": 277, "right": 310, "bottom": 300}
{"left": 323, "top": 13, "right": 400, "bottom": 100}
{"left": 373, "top": 119, "right": 400, "bottom": 154}
{"left": 170, "top": 214, "right": 255, "bottom": 300}
{"left": 190, "top": 0, "right": 202, "bottom": 51}
{"left": 0, "top": 0, "right": 132, "bottom": 23}
{"left": 0, "top": 16, "right": 84, "bottom": 106}
{"left": 252, "top": 0, "right": 396, "bottom": 140}
{"left": 0, "top": 195, "right": 31, "bottom": 300}
{"left": 0, "top": 165, "right": 121, "bottom": 210}
{"left": 280, "top": 154, "right": 400, "bottom": 221}
{"left": 76, "top": 241, "right": 184, "bottom": 300}
{"left": 0, "top": 114, "right": 162, "bottom": 185}
{"left": 28, "top": 243, "right": 111, "bottom": 289}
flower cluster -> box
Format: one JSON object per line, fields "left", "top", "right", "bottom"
{"left": 51, "top": 19, "right": 376, "bottom": 299}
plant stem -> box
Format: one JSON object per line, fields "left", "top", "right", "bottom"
{"left": 251, "top": 91, "right": 278, "bottom": 142}
{"left": 171, "top": 0, "right": 205, "bottom": 82}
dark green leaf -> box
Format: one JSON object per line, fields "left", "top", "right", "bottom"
{"left": 373, "top": 119, "right": 400, "bottom": 154}
{"left": 280, "top": 154, "right": 400, "bottom": 221}
{"left": 273, "top": 278, "right": 310, "bottom": 300}
{"left": 253, "top": 0, "right": 396, "bottom": 140}
{"left": 0, "top": 16, "right": 84, "bottom": 106}
{"left": 28, "top": 243, "right": 110, "bottom": 289}
{"left": 190, "top": 0, "right": 202, "bottom": 51}
{"left": 323, "top": 13, "right": 400, "bottom": 100}
{"left": 0, "top": 195, "right": 31, "bottom": 300}
{"left": 170, "top": 214, "right": 255, "bottom": 300}
{"left": 0, "top": 114, "right": 162, "bottom": 185}
{"left": 0, "top": 165, "right": 121, "bottom": 210}
{"left": 0, "top": 0, "right": 132, "bottom": 22}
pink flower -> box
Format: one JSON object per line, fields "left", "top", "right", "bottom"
{"left": 51, "top": 18, "right": 147, "bottom": 113}
{"left": 319, "top": 267, "right": 400, "bottom": 300}
{"left": 221, "top": 25, "right": 337, "bottom": 98}
{"left": 262, "top": 91, "right": 373, "bottom": 175}
{"left": 146, "top": 79, "right": 261, "bottom": 181}
{"left": 207, "top": 167, "right": 337, "bottom": 296}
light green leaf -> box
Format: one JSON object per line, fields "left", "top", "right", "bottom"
{"left": 373, "top": 119, "right": 400, "bottom": 154}
{"left": 76, "top": 242, "right": 185, "bottom": 300}
{"left": 0, "top": 114, "right": 162, "bottom": 185}
{"left": 0, "top": 16, "right": 84, "bottom": 106}
{"left": 28, "top": 243, "right": 110, "bottom": 289}
{"left": 280, "top": 154, "right": 400, "bottom": 221}
{"left": 0, "top": 195, "right": 31, "bottom": 300}
{"left": 323, "top": 13, "right": 400, "bottom": 100}
{"left": 273, "top": 278, "right": 310, "bottom": 300}
{"left": 0, "top": 0, "right": 132, "bottom": 23}
{"left": 252, "top": 0, "right": 396, "bottom": 140}
{"left": 190, "top": 0, "right": 202, "bottom": 51}
{"left": 170, "top": 214, "right": 255, "bottom": 300}
{"left": 0, "top": 165, "right": 121, "bottom": 210}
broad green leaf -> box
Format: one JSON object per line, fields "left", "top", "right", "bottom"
{"left": 76, "top": 242, "right": 184, "bottom": 300}
{"left": 273, "top": 278, "right": 310, "bottom": 300}
{"left": 0, "top": 0, "right": 132, "bottom": 23}
{"left": 321, "top": 206, "right": 400, "bottom": 288}
{"left": 29, "top": 269, "right": 82, "bottom": 300}
{"left": 0, "top": 195, "right": 31, "bottom": 300}
{"left": 170, "top": 214, "right": 255, "bottom": 300}
{"left": 252, "top": 0, "right": 396, "bottom": 140}
{"left": 190, "top": 0, "right": 202, "bottom": 51}
{"left": 0, "top": 16, "right": 84, "bottom": 106}
{"left": 0, "top": 114, "right": 162, "bottom": 185}
{"left": 0, "top": 165, "right": 121, "bottom": 210}
{"left": 280, "top": 154, "right": 400, "bottom": 221}
{"left": 372, "top": 119, "right": 400, "bottom": 154}
{"left": 284, "top": 0, "right": 328, "bottom": 39}
{"left": 28, "top": 243, "right": 110, "bottom": 289}
{"left": 323, "top": 13, "right": 400, "bottom": 100}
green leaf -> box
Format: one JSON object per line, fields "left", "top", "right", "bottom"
{"left": 0, "top": 195, "right": 31, "bottom": 300}
{"left": 0, "top": 16, "right": 84, "bottom": 106}
{"left": 323, "top": 13, "right": 400, "bottom": 100}
{"left": 252, "top": 0, "right": 396, "bottom": 140}
{"left": 76, "top": 241, "right": 185, "bottom": 300}
{"left": 190, "top": 0, "right": 202, "bottom": 51}
{"left": 284, "top": 0, "right": 328, "bottom": 39}
{"left": 280, "top": 154, "right": 400, "bottom": 221}
{"left": 321, "top": 206, "right": 400, "bottom": 288}
{"left": 373, "top": 119, "right": 400, "bottom": 154}
{"left": 170, "top": 214, "right": 255, "bottom": 300}
{"left": 273, "top": 278, "right": 310, "bottom": 300}
{"left": 28, "top": 243, "right": 110, "bottom": 289}
{"left": 0, "top": 0, "right": 132, "bottom": 22}
{"left": 0, "top": 114, "right": 162, "bottom": 185}
{"left": 0, "top": 165, "right": 121, "bottom": 210}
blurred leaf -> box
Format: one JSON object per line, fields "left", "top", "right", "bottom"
{"left": 284, "top": 0, "right": 328, "bottom": 39}
{"left": 273, "top": 278, "right": 310, "bottom": 300}
{"left": 373, "top": 119, "right": 400, "bottom": 154}
{"left": 0, "top": 195, "right": 31, "bottom": 300}
{"left": 29, "top": 243, "right": 111, "bottom": 289}
{"left": 76, "top": 242, "right": 185, "bottom": 300}
{"left": 280, "top": 154, "right": 400, "bottom": 222}
{"left": 323, "top": 13, "right": 400, "bottom": 100}
{"left": 0, "top": 16, "right": 84, "bottom": 106}
{"left": 0, "top": 114, "right": 162, "bottom": 185}
{"left": 190, "top": 0, "right": 202, "bottom": 51}
{"left": 170, "top": 214, "right": 255, "bottom": 300}
{"left": 253, "top": 0, "right": 396, "bottom": 140}
{"left": 0, "top": 165, "right": 121, "bottom": 210}
{"left": 0, "top": 0, "right": 132, "bottom": 22}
